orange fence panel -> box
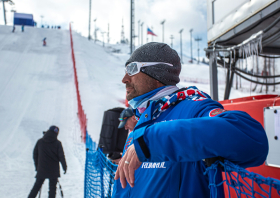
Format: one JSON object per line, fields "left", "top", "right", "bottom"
{"left": 220, "top": 95, "right": 280, "bottom": 198}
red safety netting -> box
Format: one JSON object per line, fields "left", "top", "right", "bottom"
{"left": 69, "top": 24, "right": 87, "bottom": 143}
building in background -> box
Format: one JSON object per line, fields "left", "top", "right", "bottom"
{"left": 14, "top": 13, "right": 35, "bottom": 26}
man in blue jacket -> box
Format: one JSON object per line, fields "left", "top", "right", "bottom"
{"left": 113, "top": 42, "right": 268, "bottom": 197}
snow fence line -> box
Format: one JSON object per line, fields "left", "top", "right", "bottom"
{"left": 69, "top": 23, "right": 87, "bottom": 143}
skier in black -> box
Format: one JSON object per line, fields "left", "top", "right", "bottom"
{"left": 28, "top": 126, "right": 67, "bottom": 198}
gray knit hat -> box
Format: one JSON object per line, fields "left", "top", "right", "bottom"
{"left": 125, "top": 42, "right": 181, "bottom": 85}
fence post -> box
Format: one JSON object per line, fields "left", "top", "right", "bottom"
{"left": 84, "top": 149, "right": 89, "bottom": 198}
{"left": 208, "top": 166, "right": 225, "bottom": 198}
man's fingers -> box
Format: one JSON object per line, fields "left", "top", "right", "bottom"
{"left": 115, "top": 155, "right": 125, "bottom": 180}
{"left": 123, "top": 147, "right": 133, "bottom": 187}
{"left": 128, "top": 163, "right": 135, "bottom": 187}
{"left": 114, "top": 157, "right": 124, "bottom": 180}
{"left": 114, "top": 166, "right": 120, "bottom": 180}
{"left": 119, "top": 165, "right": 127, "bottom": 188}
{"left": 128, "top": 151, "right": 142, "bottom": 187}
{"left": 123, "top": 160, "right": 131, "bottom": 187}
{"left": 116, "top": 153, "right": 128, "bottom": 188}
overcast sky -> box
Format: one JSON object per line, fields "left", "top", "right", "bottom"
{"left": 0, "top": 0, "right": 208, "bottom": 59}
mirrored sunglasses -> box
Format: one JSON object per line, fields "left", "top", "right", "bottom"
{"left": 125, "top": 62, "right": 173, "bottom": 76}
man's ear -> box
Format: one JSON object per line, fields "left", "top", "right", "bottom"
{"left": 132, "top": 116, "right": 137, "bottom": 122}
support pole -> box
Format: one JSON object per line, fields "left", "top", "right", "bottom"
{"left": 138, "top": 20, "right": 140, "bottom": 46}
{"left": 107, "top": 24, "right": 110, "bottom": 44}
{"left": 2, "top": 1, "right": 6, "bottom": 25}
{"left": 224, "top": 58, "right": 237, "bottom": 100}
{"left": 195, "top": 37, "right": 202, "bottom": 64}
{"left": 130, "top": 0, "right": 135, "bottom": 54}
{"left": 181, "top": 34, "right": 183, "bottom": 63}
{"left": 190, "top": 29, "right": 193, "bottom": 63}
{"left": 101, "top": 32, "right": 105, "bottom": 47}
{"left": 41, "top": 16, "right": 44, "bottom": 27}
{"left": 209, "top": 52, "right": 219, "bottom": 101}
{"left": 94, "top": 19, "right": 97, "bottom": 43}
{"left": 161, "top": 20, "right": 165, "bottom": 43}
{"left": 162, "top": 23, "right": 164, "bottom": 42}
{"left": 226, "top": 70, "right": 234, "bottom": 100}
{"left": 170, "top": 35, "right": 174, "bottom": 48}
{"left": 179, "top": 29, "right": 184, "bottom": 64}
{"left": 151, "top": 26, "right": 153, "bottom": 42}
{"left": 88, "top": 0, "right": 91, "bottom": 40}
{"left": 141, "top": 22, "right": 144, "bottom": 45}
{"left": 224, "top": 68, "right": 231, "bottom": 100}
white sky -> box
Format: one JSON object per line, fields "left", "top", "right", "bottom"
{"left": 0, "top": 0, "right": 207, "bottom": 58}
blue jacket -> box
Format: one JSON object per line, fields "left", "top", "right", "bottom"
{"left": 112, "top": 98, "right": 268, "bottom": 197}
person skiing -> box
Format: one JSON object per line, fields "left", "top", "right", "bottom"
{"left": 12, "top": 26, "right": 15, "bottom": 33}
{"left": 21, "top": 25, "right": 24, "bottom": 32}
{"left": 112, "top": 42, "right": 268, "bottom": 197}
{"left": 43, "top": 38, "right": 47, "bottom": 46}
{"left": 28, "top": 126, "right": 67, "bottom": 198}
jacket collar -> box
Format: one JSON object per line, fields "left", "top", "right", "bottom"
{"left": 132, "top": 86, "right": 179, "bottom": 118}
{"left": 135, "top": 101, "right": 156, "bottom": 127}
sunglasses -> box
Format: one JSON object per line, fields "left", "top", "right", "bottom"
{"left": 119, "top": 117, "right": 128, "bottom": 122}
{"left": 125, "top": 62, "right": 173, "bottom": 76}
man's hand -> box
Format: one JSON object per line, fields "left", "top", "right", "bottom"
{"left": 64, "top": 170, "right": 67, "bottom": 174}
{"left": 114, "top": 144, "right": 142, "bottom": 188}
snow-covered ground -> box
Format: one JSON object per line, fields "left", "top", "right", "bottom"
{"left": 0, "top": 25, "right": 85, "bottom": 198}
{"left": 0, "top": 24, "right": 279, "bottom": 198}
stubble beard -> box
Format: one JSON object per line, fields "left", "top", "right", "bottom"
{"left": 125, "top": 73, "right": 163, "bottom": 101}
{"left": 126, "top": 84, "right": 137, "bottom": 101}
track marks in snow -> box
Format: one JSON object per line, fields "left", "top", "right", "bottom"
{"left": 0, "top": 25, "right": 85, "bottom": 198}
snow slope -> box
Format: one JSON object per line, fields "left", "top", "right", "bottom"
{"left": 0, "top": 25, "right": 84, "bottom": 198}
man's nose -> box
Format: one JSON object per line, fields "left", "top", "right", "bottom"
{"left": 122, "top": 73, "right": 131, "bottom": 84}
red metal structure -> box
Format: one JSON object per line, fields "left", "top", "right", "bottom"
{"left": 206, "top": 1, "right": 280, "bottom": 196}
{"left": 220, "top": 95, "right": 280, "bottom": 197}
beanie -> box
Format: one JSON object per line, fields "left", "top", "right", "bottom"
{"left": 49, "top": 125, "right": 59, "bottom": 133}
{"left": 125, "top": 42, "right": 181, "bottom": 85}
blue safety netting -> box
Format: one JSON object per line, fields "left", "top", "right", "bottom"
{"left": 84, "top": 132, "right": 118, "bottom": 198}
{"left": 204, "top": 160, "right": 280, "bottom": 198}
{"left": 84, "top": 132, "right": 280, "bottom": 198}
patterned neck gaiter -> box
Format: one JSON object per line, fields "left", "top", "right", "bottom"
{"left": 132, "top": 86, "right": 211, "bottom": 120}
